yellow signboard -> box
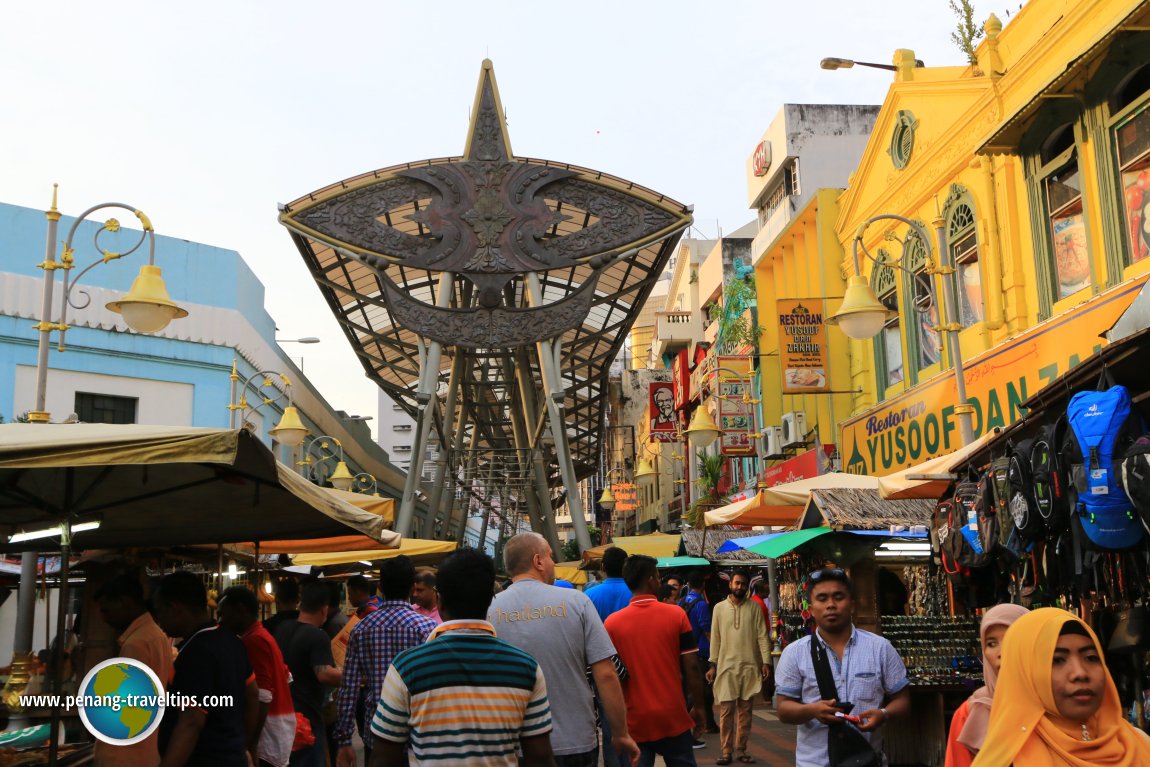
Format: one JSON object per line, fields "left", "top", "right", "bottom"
{"left": 777, "top": 299, "right": 830, "bottom": 393}
{"left": 840, "top": 277, "right": 1147, "bottom": 476}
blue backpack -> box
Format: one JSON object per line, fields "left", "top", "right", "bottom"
{"left": 1065, "top": 385, "right": 1145, "bottom": 550}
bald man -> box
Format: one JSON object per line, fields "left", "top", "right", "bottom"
{"left": 488, "top": 533, "right": 639, "bottom": 767}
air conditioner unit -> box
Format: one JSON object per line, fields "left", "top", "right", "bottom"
{"left": 781, "top": 411, "right": 807, "bottom": 448}
{"left": 762, "top": 426, "right": 784, "bottom": 458}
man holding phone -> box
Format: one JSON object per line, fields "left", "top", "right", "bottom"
{"left": 774, "top": 569, "right": 910, "bottom": 767}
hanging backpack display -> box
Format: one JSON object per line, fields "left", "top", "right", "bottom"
{"left": 1065, "top": 385, "right": 1145, "bottom": 550}
{"left": 974, "top": 469, "right": 1003, "bottom": 558}
{"left": 933, "top": 497, "right": 970, "bottom": 582}
{"left": 1030, "top": 418, "right": 1072, "bottom": 534}
{"left": 989, "top": 456, "right": 1014, "bottom": 550}
{"left": 1120, "top": 434, "right": 1150, "bottom": 532}
{"left": 1007, "top": 437, "right": 1045, "bottom": 542}
{"left": 953, "top": 478, "right": 994, "bottom": 568}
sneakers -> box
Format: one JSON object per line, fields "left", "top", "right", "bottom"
{"left": 692, "top": 738, "right": 706, "bottom": 749}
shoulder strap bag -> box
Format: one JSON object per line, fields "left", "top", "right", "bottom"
{"left": 809, "top": 636, "right": 882, "bottom": 767}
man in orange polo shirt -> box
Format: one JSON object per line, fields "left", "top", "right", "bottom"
{"left": 94, "top": 573, "right": 175, "bottom": 767}
{"left": 605, "top": 554, "right": 707, "bottom": 767}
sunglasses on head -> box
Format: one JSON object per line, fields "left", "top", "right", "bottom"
{"left": 808, "top": 568, "right": 847, "bottom": 583}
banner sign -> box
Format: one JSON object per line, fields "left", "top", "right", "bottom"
{"left": 840, "top": 277, "right": 1147, "bottom": 476}
{"left": 761, "top": 445, "right": 837, "bottom": 486}
{"left": 717, "top": 356, "right": 756, "bottom": 456}
{"left": 777, "top": 298, "right": 830, "bottom": 393}
{"left": 611, "top": 483, "right": 638, "bottom": 513}
{"left": 672, "top": 349, "right": 690, "bottom": 410}
{"left": 649, "top": 381, "right": 678, "bottom": 442}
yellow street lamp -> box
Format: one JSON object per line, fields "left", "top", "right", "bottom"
{"left": 634, "top": 457, "right": 657, "bottom": 488}
{"left": 28, "top": 186, "right": 187, "bottom": 423}
{"left": 597, "top": 484, "right": 617, "bottom": 511}
{"left": 826, "top": 213, "right": 975, "bottom": 446}
{"left": 299, "top": 435, "right": 358, "bottom": 489}
{"left": 684, "top": 405, "right": 721, "bottom": 448}
{"left": 228, "top": 363, "right": 308, "bottom": 447}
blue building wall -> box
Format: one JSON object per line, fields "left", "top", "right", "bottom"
{"left": 0, "top": 200, "right": 406, "bottom": 501}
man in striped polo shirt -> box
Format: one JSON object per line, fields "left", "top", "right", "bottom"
{"left": 369, "top": 548, "right": 555, "bottom": 767}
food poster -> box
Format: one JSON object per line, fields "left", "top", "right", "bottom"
{"left": 717, "top": 356, "right": 756, "bottom": 456}
{"left": 776, "top": 299, "right": 830, "bottom": 393}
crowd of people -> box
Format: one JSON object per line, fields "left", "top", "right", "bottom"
{"left": 86, "top": 534, "right": 1150, "bottom": 767}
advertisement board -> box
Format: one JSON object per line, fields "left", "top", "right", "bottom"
{"left": 717, "top": 356, "right": 756, "bottom": 456}
{"left": 777, "top": 298, "right": 830, "bottom": 393}
{"left": 840, "top": 277, "right": 1148, "bottom": 476}
{"left": 649, "top": 381, "right": 678, "bottom": 443}
{"left": 611, "top": 484, "right": 638, "bottom": 513}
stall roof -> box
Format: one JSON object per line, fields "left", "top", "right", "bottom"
{"left": 704, "top": 473, "right": 881, "bottom": 527}
{"left": 0, "top": 424, "right": 398, "bottom": 550}
{"left": 799, "top": 488, "right": 933, "bottom": 531}
{"left": 292, "top": 539, "right": 456, "bottom": 568}
{"left": 877, "top": 427, "right": 1003, "bottom": 500}
{"left": 681, "top": 529, "right": 772, "bottom": 563}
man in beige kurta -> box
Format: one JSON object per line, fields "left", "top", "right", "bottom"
{"left": 706, "top": 571, "right": 770, "bottom": 764}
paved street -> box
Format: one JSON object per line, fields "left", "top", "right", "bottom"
{"left": 675, "top": 706, "right": 798, "bottom": 766}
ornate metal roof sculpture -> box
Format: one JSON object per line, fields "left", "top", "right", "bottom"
{"left": 280, "top": 60, "right": 692, "bottom": 552}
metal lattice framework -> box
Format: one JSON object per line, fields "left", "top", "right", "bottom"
{"left": 279, "top": 61, "right": 691, "bottom": 551}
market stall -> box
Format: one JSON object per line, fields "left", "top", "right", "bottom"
{"left": 0, "top": 423, "right": 400, "bottom": 762}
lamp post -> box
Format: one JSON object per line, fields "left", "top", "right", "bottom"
{"left": 3, "top": 188, "right": 187, "bottom": 730}
{"left": 227, "top": 363, "right": 309, "bottom": 452}
{"left": 299, "top": 435, "right": 355, "bottom": 490}
{"left": 826, "top": 214, "right": 975, "bottom": 447}
{"left": 350, "top": 472, "right": 380, "bottom": 496}
{"left": 29, "top": 186, "right": 187, "bottom": 423}
{"left": 820, "top": 56, "right": 925, "bottom": 71}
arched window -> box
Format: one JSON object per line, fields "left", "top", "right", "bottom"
{"left": 904, "top": 229, "right": 941, "bottom": 372}
{"left": 1111, "top": 64, "right": 1150, "bottom": 265}
{"left": 871, "top": 251, "right": 903, "bottom": 391}
{"left": 1040, "top": 124, "right": 1092, "bottom": 300}
{"left": 945, "top": 187, "right": 984, "bottom": 326}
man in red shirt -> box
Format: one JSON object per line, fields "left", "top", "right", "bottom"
{"left": 605, "top": 554, "right": 707, "bottom": 767}
{"left": 219, "top": 586, "right": 295, "bottom": 767}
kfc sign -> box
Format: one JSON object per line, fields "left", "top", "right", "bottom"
{"left": 752, "top": 141, "right": 772, "bottom": 177}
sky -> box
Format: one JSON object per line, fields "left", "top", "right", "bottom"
{"left": 0, "top": 1, "right": 1013, "bottom": 440}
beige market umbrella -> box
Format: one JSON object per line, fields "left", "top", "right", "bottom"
{"left": 876, "top": 427, "right": 1003, "bottom": 500}
{"left": 0, "top": 423, "right": 399, "bottom": 549}
{"left": 704, "top": 473, "right": 881, "bottom": 527}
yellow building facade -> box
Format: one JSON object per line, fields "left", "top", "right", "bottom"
{"left": 831, "top": 0, "right": 1150, "bottom": 476}
{"left": 753, "top": 188, "right": 857, "bottom": 468}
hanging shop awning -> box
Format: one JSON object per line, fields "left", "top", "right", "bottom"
{"left": 743, "top": 527, "right": 833, "bottom": 558}
{"left": 704, "top": 473, "right": 881, "bottom": 527}
{"left": 292, "top": 538, "right": 456, "bottom": 568}
{"left": 657, "top": 556, "right": 711, "bottom": 569}
{"left": 876, "top": 427, "right": 1003, "bottom": 500}
{"left": 582, "top": 532, "right": 681, "bottom": 563}
{"left": 0, "top": 424, "right": 398, "bottom": 550}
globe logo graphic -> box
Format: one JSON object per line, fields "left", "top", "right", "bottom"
{"left": 77, "top": 658, "right": 165, "bottom": 746}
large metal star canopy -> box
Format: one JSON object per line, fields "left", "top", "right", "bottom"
{"left": 279, "top": 60, "right": 691, "bottom": 553}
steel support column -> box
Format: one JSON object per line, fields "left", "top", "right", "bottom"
{"left": 397, "top": 271, "right": 455, "bottom": 537}
{"left": 513, "top": 349, "right": 563, "bottom": 558}
{"left": 425, "top": 354, "right": 464, "bottom": 534}
{"left": 526, "top": 273, "right": 591, "bottom": 552}
{"left": 503, "top": 358, "right": 558, "bottom": 554}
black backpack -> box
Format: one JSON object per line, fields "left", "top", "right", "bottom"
{"left": 1030, "top": 418, "right": 1072, "bottom": 534}
{"left": 974, "top": 469, "right": 1003, "bottom": 558}
{"left": 1007, "top": 437, "right": 1045, "bottom": 542}
{"left": 933, "top": 497, "right": 970, "bottom": 582}
{"left": 953, "top": 479, "right": 994, "bottom": 569}
{"left": 1120, "top": 434, "right": 1150, "bottom": 533}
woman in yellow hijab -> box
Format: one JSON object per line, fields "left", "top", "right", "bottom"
{"left": 972, "top": 607, "right": 1150, "bottom": 766}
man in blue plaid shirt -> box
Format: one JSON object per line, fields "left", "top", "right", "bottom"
{"left": 335, "top": 555, "right": 436, "bottom": 767}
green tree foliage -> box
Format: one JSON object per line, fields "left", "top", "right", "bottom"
{"left": 711, "top": 278, "right": 763, "bottom": 354}
{"left": 685, "top": 449, "right": 727, "bottom": 528}
{"left": 949, "top": 0, "right": 984, "bottom": 66}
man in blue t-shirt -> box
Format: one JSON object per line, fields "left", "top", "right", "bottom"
{"left": 680, "top": 568, "right": 719, "bottom": 733}
{"left": 154, "top": 570, "right": 259, "bottom": 767}
{"left": 586, "top": 546, "right": 632, "bottom": 622}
